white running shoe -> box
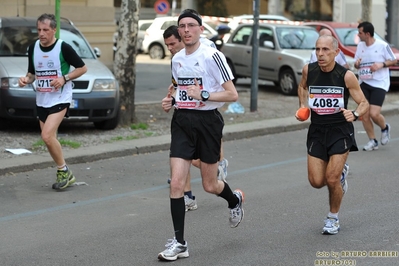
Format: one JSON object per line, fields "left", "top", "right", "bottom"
{"left": 322, "top": 217, "right": 340, "bottom": 235}
{"left": 229, "top": 189, "right": 244, "bottom": 228}
{"left": 341, "top": 163, "right": 349, "bottom": 195}
{"left": 381, "top": 123, "right": 391, "bottom": 145}
{"left": 184, "top": 195, "right": 198, "bottom": 212}
{"left": 158, "top": 238, "right": 189, "bottom": 261}
{"left": 217, "top": 158, "right": 229, "bottom": 182}
{"left": 363, "top": 139, "right": 378, "bottom": 151}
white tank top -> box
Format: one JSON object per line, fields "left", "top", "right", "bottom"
{"left": 33, "top": 40, "right": 72, "bottom": 107}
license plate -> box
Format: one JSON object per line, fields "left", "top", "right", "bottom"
{"left": 70, "top": 99, "right": 78, "bottom": 108}
{"left": 390, "top": 70, "right": 399, "bottom": 77}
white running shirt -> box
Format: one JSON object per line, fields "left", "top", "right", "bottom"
{"left": 172, "top": 43, "right": 234, "bottom": 110}
{"left": 355, "top": 38, "right": 396, "bottom": 91}
{"left": 33, "top": 40, "right": 72, "bottom": 107}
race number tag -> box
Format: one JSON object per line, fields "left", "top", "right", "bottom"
{"left": 176, "top": 77, "right": 204, "bottom": 109}
{"left": 308, "top": 86, "right": 344, "bottom": 115}
{"left": 358, "top": 62, "right": 373, "bottom": 80}
{"left": 36, "top": 70, "right": 57, "bottom": 92}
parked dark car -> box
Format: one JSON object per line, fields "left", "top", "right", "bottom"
{"left": 222, "top": 22, "right": 319, "bottom": 95}
{"left": 0, "top": 17, "right": 120, "bottom": 130}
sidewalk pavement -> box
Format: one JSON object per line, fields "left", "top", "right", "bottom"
{"left": 1, "top": 102, "right": 398, "bottom": 176}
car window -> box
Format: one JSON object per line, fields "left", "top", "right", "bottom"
{"left": 231, "top": 26, "right": 252, "bottom": 45}
{"left": 336, "top": 27, "right": 387, "bottom": 47}
{"left": 254, "top": 27, "right": 274, "bottom": 47}
{"left": 0, "top": 26, "right": 37, "bottom": 55}
{"left": 58, "top": 29, "right": 96, "bottom": 59}
{"left": 335, "top": 28, "right": 360, "bottom": 46}
{"left": 140, "top": 22, "right": 152, "bottom": 31}
{"left": 0, "top": 26, "right": 95, "bottom": 59}
{"left": 161, "top": 20, "right": 177, "bottom": 30}
{"left": 277, "top": 27, "right": 319, "bottom": 49}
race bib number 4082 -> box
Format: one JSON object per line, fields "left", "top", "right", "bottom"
{"left": 308, "top": 86, "right": 344, "bottom": 115}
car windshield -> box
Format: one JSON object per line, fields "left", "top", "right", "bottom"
{"left": 0, "top": 26, "right": 95, "bottom": 59}
{"left": 335, "top": 27, "right": 385, "bottom": 46}
{"left": 276, "top": 27, "right": 319, "bottom": 49}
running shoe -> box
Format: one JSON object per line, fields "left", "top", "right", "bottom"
{"left": 217, "top": 158, "right": 229, "bottom": 182}
{"left": 341, "top": 163, "right": 349, "bottom": 195}
{"left": 322, "top": 217, "right": 340, "bottom": 235}
{"left": 381, "top": 123, "right": 391, "bottom": 145}
{"left": 184, "top": 195, "right": 198, "bottom": 212}
{"left": 52, "top": 168, "right": 76, "bottom": 190}
{"left": 158, "top": 238, "right": 189, "bottom": 261}
{"left": 229, "top": 189, "right": 244, "bottom": 228}
{"left": 363, "top": 139, "right": 378, "bottom": 151}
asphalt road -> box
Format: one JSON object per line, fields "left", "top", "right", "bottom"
{"left": 1, "top": 114, "right": 398, "bottom": 265}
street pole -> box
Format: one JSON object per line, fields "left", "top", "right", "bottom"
{"left": 55, "top": 0, "right": 60, "bottom": 38}
{"left": 250, "top": 0, "right": 260, "bottom": 112}
{"left": 172, "top": 0, "right": 177, "bottom": 16}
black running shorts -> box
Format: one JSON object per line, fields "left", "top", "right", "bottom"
{"left": 37, "top": 103, "right": 70, "bottom": 123}
{"left": 306, "top": 122, "right": 358, "bottom": 161}
{"left": 360, "top": 82, "right": 386, "bottom": 106}
{"left": 170, "top": 108, "right": 223, "bottom": 164}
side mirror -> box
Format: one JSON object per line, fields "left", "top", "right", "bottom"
{"left": 93, "top": 47, "right": 101, "bottom": 58}
{"left": 264, "top": 41, "right": 274, "bottom": 49}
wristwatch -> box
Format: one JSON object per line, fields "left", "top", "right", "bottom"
{"left": 352, "top": 110, "right": 359, "bottom": 121}
{"left": 63, "top": 74, "right": 71, "bottom": 82}
{"left": 201, "top": 90, "right": 210, "bottom": 101}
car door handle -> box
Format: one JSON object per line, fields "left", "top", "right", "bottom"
{"left": 246, "top": 50, "right": 251, "bottom": 54}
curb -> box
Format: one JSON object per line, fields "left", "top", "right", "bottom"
{"left": 1, "top": 103, "right": 398, "bottom": 176}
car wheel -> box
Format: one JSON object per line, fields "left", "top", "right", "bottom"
{"left": 93, "top": 108, "right": 120, "bottom": 130}
{"left": 278, "top": 69, "right": 297, "bottom": 95}
{"left": 149, "top": 44, "right": 165, "bottom": 59}
{"left": 227, "top": 60, "right": 237, "bottom": 84}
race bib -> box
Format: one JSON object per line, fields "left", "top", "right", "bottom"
{"left": 358, "top": 62, "right": 374, "bottom": 80}
{"left": 308, "top": 86, "right": 344, "bottom": 115}
{"left": 176, "top": 77, "right": 204, "bottom": 109}
{"left": 36, "top": 69, "right": 57, "bottom": 92}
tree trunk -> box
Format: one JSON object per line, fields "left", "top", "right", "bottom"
{"left": 113, "top": 0, "right": 139, "bottom": 126}
{"left": 361, "top": 0, "right": 372, "bottom": 22}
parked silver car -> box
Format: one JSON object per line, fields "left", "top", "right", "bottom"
{"left": 0, "top": 17, "right": 120, "bottom": 129}
{"left": 222, "top": 22, "right": 319, "bottom": 95}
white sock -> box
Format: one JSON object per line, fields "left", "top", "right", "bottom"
{"left": 328, "top": 212, "right": 339, "bottom": 219}
{"left": 57, "top": 165, "right": 67, "bottom": 171}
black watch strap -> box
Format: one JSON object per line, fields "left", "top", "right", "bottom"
{"left": 352, "top": 111, "right": 359, "bottom": 121}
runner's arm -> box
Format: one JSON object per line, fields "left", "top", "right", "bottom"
{"left": 297, "top": 64, "right": 309, "bottom": 108}
{"left": 344, "top": 71, "right": 369, "bottom": 119}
